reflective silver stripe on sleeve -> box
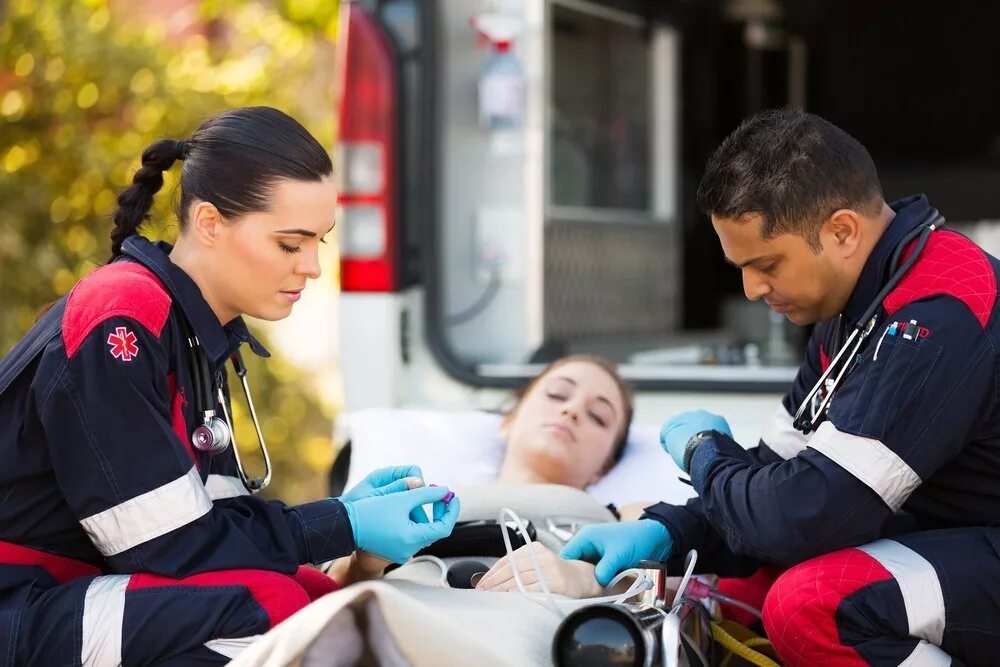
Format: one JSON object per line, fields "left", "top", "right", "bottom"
{"left": 859, "top": 539, "right": 946, "bottom": 646}
{"left": 204, "top": 635, "right": 262, "bottom": 658}
{"left": 899, "top": 641, "right": 952, "bottom": 667}
{"left": 205, "top": 474, "right": 250, "bottom": 500}
{"left": 81, "top": 575, "right": 131, "bottom": 667}
{"left": 807, "top": 422, "right": 922, "bottom": 511}
{"left": 759, "top": 402, "right": 810, "bottom": 460}
{"left": 80, "top": 466, "right": 212, "bottom": 556}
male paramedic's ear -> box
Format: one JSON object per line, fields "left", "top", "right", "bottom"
{"left": 824, "top": 209, "right": 863, "bottom": 256}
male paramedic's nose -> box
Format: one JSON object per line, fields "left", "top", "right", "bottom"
{"left": 561, "top": 108, "right": 1000, "bottom": 666}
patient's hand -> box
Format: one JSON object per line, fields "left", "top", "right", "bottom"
{"left": 475, "top": 543, "right": 603, "bottom": 599}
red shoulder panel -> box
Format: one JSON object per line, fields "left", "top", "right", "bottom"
{"left": 883, "top": 230, "right": 997, "bottom": 329}
{"left": 63, "top": 262, "right": 172, "bottom": 358}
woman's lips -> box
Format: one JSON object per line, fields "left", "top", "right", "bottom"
{"left": 544, "top": 423, "right": 576, "bottom": 442}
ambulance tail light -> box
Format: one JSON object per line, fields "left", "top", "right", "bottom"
{"left": 335, "top": 3, "right": 398, "bottom": 293}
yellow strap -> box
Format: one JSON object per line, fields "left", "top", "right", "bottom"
{"left": 710, "top": 621, "right": 781, "bottom": 667}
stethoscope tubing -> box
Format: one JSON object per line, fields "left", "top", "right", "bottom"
{"left": 792, "top": 209, "right": 944, "bottom": 433}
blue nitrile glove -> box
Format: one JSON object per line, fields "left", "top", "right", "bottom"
{"left": 344, "top": 485, "right": 461, "bottom": 563}
{"left": 660, "top": 410, "right": 732, "bottom": 472}
{"left": 560, "top": 520, "right": 673, "bottom": 586}
{"left": 340, "top": 465, "right": 424, "bottom": 504}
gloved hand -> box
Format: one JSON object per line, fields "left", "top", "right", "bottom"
{"left": 344, "top": 485, "right": 460, "bottom": 563}
{"left": 660, "top": 410, "right": 732, "bottom": 472}
{"left": 340, "top": 465, "right": 424, "bottom": 504}
{"left": 560, "top": 520, "right": 673, "bottom": 586}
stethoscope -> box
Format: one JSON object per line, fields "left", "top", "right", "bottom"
{"left": 178, "top": 313, "right": 272, "bottom": 493}
{"left": 792, "top": 208, "right": 945, "bottom": 434}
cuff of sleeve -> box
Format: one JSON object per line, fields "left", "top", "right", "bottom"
{"left": 641, "top": 503, "right": 686, "bottom": 554}
{"left": 290, "top": 498, "right": 356, "bottom": 565}
{"left": 689, "top": 431, "right": 750, "bottom": 494}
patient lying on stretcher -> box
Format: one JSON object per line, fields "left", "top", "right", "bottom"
{"left": 329, "top": 355, "right": 647, "bottom": 598}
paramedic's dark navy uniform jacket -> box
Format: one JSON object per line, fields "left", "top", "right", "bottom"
{"left": 0, "top": 236, "right": 352, "bottom": 665}
{"left": 644, "top": 196, "right": 1000, "bottom": 666}
{"left": 646, "top": 195, "right": 1000, "bottom": 572}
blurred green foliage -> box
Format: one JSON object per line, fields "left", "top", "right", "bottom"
{"left": 0, "top": 0, "right": 340, "bottom": 503}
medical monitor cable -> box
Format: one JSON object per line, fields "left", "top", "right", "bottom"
{"left": 407, "top": 554, "right": 451, "bottom": 587}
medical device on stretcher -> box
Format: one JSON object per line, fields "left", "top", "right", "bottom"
{"left": 404, "top": 506, "right": 773, "bottom": 667}
{"left": 551, "top": 555, "right": 776, "bottom": 667}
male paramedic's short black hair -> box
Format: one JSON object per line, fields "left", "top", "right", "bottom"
{"left": 110, "top": 106, "right": 333, "bottom": 260}
{"left": 696, "top": 109, "right": 883, "bottom": 249}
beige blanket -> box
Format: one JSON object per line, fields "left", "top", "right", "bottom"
{"left": 230, "top": 485, "right": 617, "bottom": 667}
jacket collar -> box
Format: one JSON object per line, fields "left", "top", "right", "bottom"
{"left": 120, "top": 235, "right": 270, "bottom": 365}
{"left": 842, "top": 194, "right": 932, "bottom": 324}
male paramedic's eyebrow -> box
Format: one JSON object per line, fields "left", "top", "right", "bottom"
{"left": 724, "top": 254, "right": 775, "bottom": 269}
{"left": 552, "top": 376, "right": 618, "bottom": 416}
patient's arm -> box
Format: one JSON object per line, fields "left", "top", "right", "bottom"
{"left": 325, "top": 551, "right": 392, "bottom": 586}
{"left": 476, "top": 543, "right": 605, "bottom": 598}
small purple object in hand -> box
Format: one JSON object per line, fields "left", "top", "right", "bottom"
{"left": 429, "top": 483, "right": 455, "bottom": 503}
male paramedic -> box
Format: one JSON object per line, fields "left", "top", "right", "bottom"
{"left": 562, "top": 109, "right": 1000, "bottom": 666}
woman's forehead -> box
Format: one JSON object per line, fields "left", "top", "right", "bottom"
{"left": 540, "top": 361, "right": 622, "bottom": 405}
{"left": 263, "top": 177, "right": 338, "bottom": 230}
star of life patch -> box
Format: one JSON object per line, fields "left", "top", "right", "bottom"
{"left": 107, "top": 326, "right": 139, "bottom": 362}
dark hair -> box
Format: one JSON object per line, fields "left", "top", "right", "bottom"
{"left": 696, "top": 109, "right": 883, "bottom": 250}
{"left": 509, "top": 354, "right": 635, "bottom": 472}
{"left": 110, "top": 106, "right": 333, "bottom": 259}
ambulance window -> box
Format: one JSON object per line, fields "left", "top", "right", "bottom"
{"left": 550, "top": 3, "right": 650, "bottom": 212}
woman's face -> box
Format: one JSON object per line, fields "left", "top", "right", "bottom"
{"left": 501, "top": 360, "right": 627, "bottom": 488}
{"left": 210, "top": 176, "right": 338, "bottom": 322}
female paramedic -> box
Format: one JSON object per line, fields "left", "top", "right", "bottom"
{"left": 0, "top": 106, "right": 459, "bottom": 666}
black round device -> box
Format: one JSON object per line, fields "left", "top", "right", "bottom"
{"left": 446, "top": 559, "right": 490, "bottom": 589}
{"left": 552, "top": 603, "right": 664, "bottom": 667}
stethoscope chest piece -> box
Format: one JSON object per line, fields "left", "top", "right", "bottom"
{"left": 192, "top": 418, "right": 231, "bottom": 455}
{"left": 179, "top": 314, "right": 272, "bottom": 493}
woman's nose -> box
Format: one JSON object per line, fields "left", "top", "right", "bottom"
{"left": 297, "top": 247, "right": 322, "bottom": 279}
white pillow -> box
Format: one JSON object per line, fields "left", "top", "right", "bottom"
{"left": 340, "top": 408, "right": 696, "bottom": 509}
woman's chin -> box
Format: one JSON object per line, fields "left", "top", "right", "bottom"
{"left": 243, "top": 303, "right": 292, "bottom": 322}
{"left": 515, "top": 440, "right": 582, "bottom": 484}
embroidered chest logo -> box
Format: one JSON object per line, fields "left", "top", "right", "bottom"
{"left": 107, "top": 327, "right": 139, "bottom": 362}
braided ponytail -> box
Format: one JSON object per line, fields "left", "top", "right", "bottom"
{"left": 109, "top": 107, "right": 333, "bottom": 261}
{"left": 109, "top": 138, "right": 187, "bottom": 260}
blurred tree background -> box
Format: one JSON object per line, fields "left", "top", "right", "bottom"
{"left": 0, "top": 0, "right": 342, "bottom": 503}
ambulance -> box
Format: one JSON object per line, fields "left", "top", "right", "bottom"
{"left": 331, "top": 0, "right": 1000, "bottom": 441}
